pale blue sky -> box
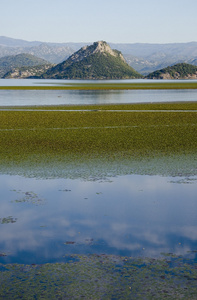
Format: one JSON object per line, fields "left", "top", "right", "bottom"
{"left": 1, "top": 0, "right": 197, "bottom": 43}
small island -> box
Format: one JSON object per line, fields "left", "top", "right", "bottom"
{"left": 146, "top": 63, "right": 197, "bottom": 79}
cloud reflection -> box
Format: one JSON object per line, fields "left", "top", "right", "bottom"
{"left": 0, "top": 172, "right": 196, "bottom": 263}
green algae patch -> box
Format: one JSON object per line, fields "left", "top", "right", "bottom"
{"left": 0, "top": 254, "right": 196, "bottom": 299}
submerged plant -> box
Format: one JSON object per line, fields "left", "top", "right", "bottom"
{"left": 0, "top": 216, "right": 17, "bottom": 224}
{"left": 0, "top": 254, "right": 196, "bottom": 299}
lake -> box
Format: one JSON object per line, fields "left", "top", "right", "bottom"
{"left": 0, "top": 79, "right": 197, "bottom": 106}
{"left": 0, "top": 80, "right": 197, "bottom": 298}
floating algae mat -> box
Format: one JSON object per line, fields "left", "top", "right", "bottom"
{"left": 0, "top": 102, "right": 197, "bottom": 298}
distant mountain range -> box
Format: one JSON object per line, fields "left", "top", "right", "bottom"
{"left": 1, "top": 36, "right": 197, "bottom": 75}
{"left": 0, "top": 36, "right": 74, "bottom": 64}
{"left": 2, "top": 44, "right": 197, "bottom": 80}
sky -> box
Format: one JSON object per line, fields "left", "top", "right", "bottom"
{"left": 1, "top": 0, "right": 197, "bottom": 44}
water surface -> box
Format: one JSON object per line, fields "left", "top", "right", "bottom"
{"left": 0, "top": 171, "right": 196, "bottom": 264}
{"left": 0, "top": 79, "right": 197, "bottom": 106}
{"left": 0, "top": 83, "right": 196, "bottom": 266}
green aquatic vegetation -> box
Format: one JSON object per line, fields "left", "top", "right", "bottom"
{"left": 168, "top": 177, "right": 197, "bottom": 184}
{"left": 0, "top": 254, "right": 196, "bottom": 299}
{"left": 10, "top": 190, "right": 46, "bottom": 206}
{"left": 0, "top": 216, "right": 17, "bottom": 224}
{"left": 0, "top": 81, "right": 197, "bottom": 90}
{"left": 3, "top": 101, "right": 197, "bottom": 111}
{"left": 0, "top": 106, "right": 196, "bottom": 155}
{"left": 0, "top": 102, "right": 196, "bottom": 179}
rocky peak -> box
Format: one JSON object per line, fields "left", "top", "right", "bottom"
{"left": 67, "top": 41, "right": 125, "bottom": 65}
{"left": 93, "top": 41, "right": 126, "bottom": 62}
{"left": 93, "top": 41, "right": 114, "bottom": 55}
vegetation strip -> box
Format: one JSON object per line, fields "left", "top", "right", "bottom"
{"left": 0, "top": 108, "right": 197, "bottom": 112}
{"left": 1, "top": 81, "right": 197, "bottom": 90}
{"left": 1, "top": 101, "right": 197, "bottom": 111}
{"left": 0, "top": 102, "right": 196, "bottom": 164}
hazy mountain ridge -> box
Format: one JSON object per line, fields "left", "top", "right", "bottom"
{"left": 0, "top": 36, "right": 41, "bottom": 47}
{"left": 0, "top": 37, "right": 75, "bottom": 64}
{"left": 1, "top": 37, "right": 197, "bottom": 74}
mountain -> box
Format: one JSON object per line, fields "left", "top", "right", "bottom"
{"left": 0, "top": 53, "right": 51, "bottom": 77}
{"left": 146, "top": 63, "right": 197, "bottom": 79}
{"left": 1, "top": 36, "right": 197, "bottom": 74}
{"left": 0, "top": 44, "right": 74, "bottom": 64}
{"left": 25, "top": 43, "right": 74, "bottom": 63}
{"left": 3, "top": 64, "right": 53, "bottom": 79}
{"left": 41, "top": 41, "right": 142, "bottom": 79}
{"left": 0, "top": 37, "right": 75, "bottom": 64}
{"left": 109, "top": 42, "right": 197, "bottom": 75}
{"left": 189, "top": 58, "right": 197, "bottom": 65}
{"left": 0, "top": 36, "right": 41, "bottom": 47}
{"left": 110, "top": 42, "right": 197, "bottom": 59}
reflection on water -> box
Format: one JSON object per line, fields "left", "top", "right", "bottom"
{"left": 0, "top": 154, "right": 197, "bottom": 264}
{"left": 1, "top": 87, "right": 197, "bottom": 106}
{"left": 0, "top": 84, "right": 196, "bottom": 265}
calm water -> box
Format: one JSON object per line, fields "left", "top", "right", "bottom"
{"left": 0, "top": 79, "right": 197, "bottom": 106}
{"left": 0, "top": 80, "right": 197, "bottom": 264}
{"left": 0, "top": 172, "right": 197, "bottom": 264}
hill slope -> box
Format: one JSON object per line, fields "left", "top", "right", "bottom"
{"left": 26, "top": 43, "right": 74, "bottom": 63}
{"left": 3, "top": 64, "right": 53, "bottom": 79}
{"left": 0, "top": 53, "right": 50, "bottom": 77}
{"left": 146, "top": 63, "right": 197, "bottom": 79}
{"left": 41, "top": 41, "right": 142, "bottom": 79}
